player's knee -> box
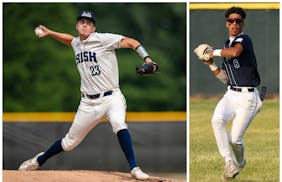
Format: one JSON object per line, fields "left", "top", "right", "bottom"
{"left": 61, "top": 133, "right": 81, "bottom": 151}
{"left": 112, "top": 122, "right": 128, "bottom": 134}
{"left": 211, "top": 117, "right": 225, "bottom": 128}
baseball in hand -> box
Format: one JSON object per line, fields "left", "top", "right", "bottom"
{"left": 35, "top": 29, "right": 43, "bottom": 36}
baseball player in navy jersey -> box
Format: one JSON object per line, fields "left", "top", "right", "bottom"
{"left": 194, "top": 7, "right": 264, "bottom": 181}
{"left": 18, "top": 10, "right": 158, "bottom": 180}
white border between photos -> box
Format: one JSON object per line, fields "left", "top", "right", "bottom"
{"left": 186, "top": 3, "right": 189, "bottom": 182}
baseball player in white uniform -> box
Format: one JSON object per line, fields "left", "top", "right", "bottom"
{"left": 194, "top": 7, "right": 264, "bottom": 181}
{"left": 18, "top": 10, "right": 158, "bottom": 180}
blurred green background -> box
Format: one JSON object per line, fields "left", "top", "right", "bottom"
{"left": 3, "top": 3, "right": 186, "bottom": 112}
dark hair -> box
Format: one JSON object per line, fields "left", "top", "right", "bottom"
{"left": 225, "top": 6, "right": 246, "bottom": 19}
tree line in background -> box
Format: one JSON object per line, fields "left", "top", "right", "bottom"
{"left": 3, "top": 3, "right": 186, "bottom": 112}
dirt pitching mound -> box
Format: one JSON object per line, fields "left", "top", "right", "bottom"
{"left": 3, "top": 170, "right": 185, "bottom": 182}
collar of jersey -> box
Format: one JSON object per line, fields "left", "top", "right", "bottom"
{"left": 229, "top": 32, "right": 244, "bottom": 46}
{"left": 80, "top": 33, "right": 95, "bottom": 43}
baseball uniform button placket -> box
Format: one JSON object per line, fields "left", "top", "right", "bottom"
{"left": 82, "top": 90, "right": 113, "bottom": 99}
{"left": 228, "top": 86, "right": 254, "bottom": 92}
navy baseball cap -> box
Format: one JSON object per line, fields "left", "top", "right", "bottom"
{"left": 77, "top": 10, "right": 95, "bottom": 24}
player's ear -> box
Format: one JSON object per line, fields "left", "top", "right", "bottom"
{"left": 75, "top": 23, "right": 79, "bottom": 31}
{"left": 92, "top": 26, "right": 96, "bottom": 32}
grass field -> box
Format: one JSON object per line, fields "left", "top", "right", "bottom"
{"left": 190, "top": 99, "right": 279, "bottom": 182}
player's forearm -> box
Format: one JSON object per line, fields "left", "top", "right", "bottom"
{"left": 215, "top": 70, "right": 228, "bottom": 84}
{"left": 120, "top": 37, "right": 153, "bottom": 63}
{"left": 206, "top": 60, "right": 220, "bottom": 75}
{"left": 206, "top": 60, "right": 228, "bottom": 83}
{"left": 211, "top": 44, "right": 243, "bottom": 59}
{"left": 48, "top": 30, "right": 74, "bottom": 46}
{"left": 211, "top": 68, "right": 228, "bottom": 84}
{"left": 217, "top": 48, "right": 241, "bottom": 58}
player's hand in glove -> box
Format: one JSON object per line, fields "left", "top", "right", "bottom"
{"left": 194, "top": 44, "right": 214, "bottom": 61}
{"left": 136, "top": 61, "right": 159, "bottom": 75}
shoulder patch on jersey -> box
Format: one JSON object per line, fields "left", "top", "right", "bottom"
{"left": 235, "top": 38, "right": 243, "bottom": 43}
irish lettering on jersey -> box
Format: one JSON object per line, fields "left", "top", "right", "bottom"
{"left": 71, "top": 32, "right": 125, "bottom": 94}
{"left": 76, "top": 51, "right": 97, "bottom": 64}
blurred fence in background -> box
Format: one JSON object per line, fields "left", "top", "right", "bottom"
{"left": 3, "top": 112, "right": 186, "bottom": 173}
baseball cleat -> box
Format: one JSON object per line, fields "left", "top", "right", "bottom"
{"left": 130, "top": 167, "right": 149, "bottom": 180}
{"left": 237, "top": 159, "right": 246, "bottom": 173}
{"left": 18, "top": 152, "right": 44, "bottom": 171}
{"left": 222, "top": 160, "right": 240, "bottom": 181}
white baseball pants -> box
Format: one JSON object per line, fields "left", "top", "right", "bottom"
{"left": 211, "top": 87, "right": 262, "bottom": 165}
{"left": 61, "top": 88, "right": 128, "bottom": 151}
